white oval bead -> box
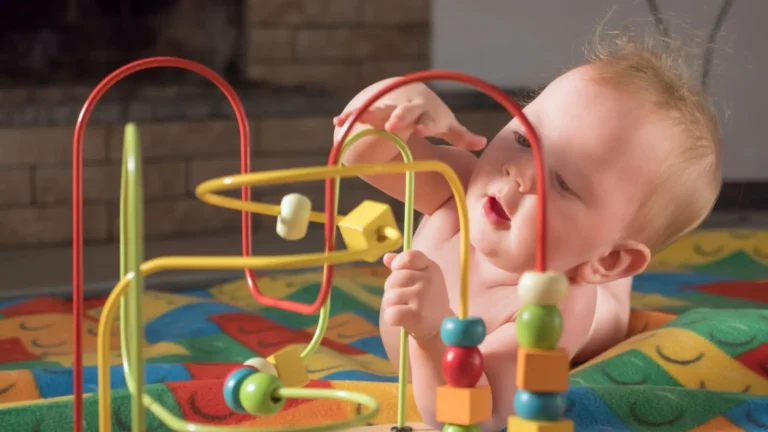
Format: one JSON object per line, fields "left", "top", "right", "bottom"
{"left": 244, "top": 357, "right": 278, "bottom": 376}
{"left": 276, "top": 193, "right": 312, "bottom": 241}
{"left": 517, "top": 271, "right": 569, "bottom": 305}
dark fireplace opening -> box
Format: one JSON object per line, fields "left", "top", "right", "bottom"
{"left": 0, "top": 0, "right": 244, "bottom": 86}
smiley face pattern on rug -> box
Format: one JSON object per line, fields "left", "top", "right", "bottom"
{"left": 0, "top": 230, "right": 766, "bottom": 431}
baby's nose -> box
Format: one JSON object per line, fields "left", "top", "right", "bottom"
{"left": 503, "top": 163, "right": 536, "bottom": 193}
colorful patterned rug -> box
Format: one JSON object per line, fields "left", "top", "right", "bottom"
{"left": 0, "top": 229, "right": 766, "bottom": 431}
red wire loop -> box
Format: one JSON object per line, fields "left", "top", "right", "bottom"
{"left": 328, "top": 70, "right": 547, "bottom": 270}
{"left": 71, "top": 56, "right": 328, "bottom": 432}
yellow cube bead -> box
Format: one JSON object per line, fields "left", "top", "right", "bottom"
{"left": 338, "top": 200, "right": 402, "bottom": 262}
{"left": 507, "top": 416, "right": 574, "bottom": 432}
{"left": 266, "top": 346, "right": 309, "bottom": 388}
{"left": 435, "top": 385, "right": 492, "bottom": 426}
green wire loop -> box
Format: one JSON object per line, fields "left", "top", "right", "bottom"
{"left": 116, "top": 126, "right": 415, "bottom": 431}
{"left": 292, "top": 128, "right": 415, "bottom": 428}
{"left": 119, "top": 122, "right": 146, "bottom": 432}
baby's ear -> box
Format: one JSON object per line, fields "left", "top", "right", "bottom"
{"left": 576, "top": 240, "right": 651, "bottom": 285}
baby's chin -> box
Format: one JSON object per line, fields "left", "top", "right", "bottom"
{"left": 471, "top": 231, "right": 535, "bottom": 274}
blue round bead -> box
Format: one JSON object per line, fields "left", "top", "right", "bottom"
{"left": 514, "top": 389, "right": 566, "bottom": 421}
{"left": 440, "top": 316, "right": 486, "bottom": 347}
{"left": 223, "top": 367, "right": 257, "bottom": 413}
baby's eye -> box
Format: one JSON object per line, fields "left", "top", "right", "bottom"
{"left": 555, "top": 173, "right": 572, "bottom": 193}
{"left": 514, "top": 132, "right": 531, "bottom": 148}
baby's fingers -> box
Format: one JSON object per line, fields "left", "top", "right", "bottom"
{"left": 441, "top": 122, "right": 487, "bottom": 151}
{"left": 383, "top": 253, "right": 397, "bottom": 269}
{"left": 390, "top": 249, "right": 432, "bottom": 271}
{"left": 333, "top": 105, "right": 361, "bottom": 126}
{"left": 384, "top": 100, "right": 425, "bottom": 133}
{"left": 382, "top": 304, "right": 418, "bottom": 330}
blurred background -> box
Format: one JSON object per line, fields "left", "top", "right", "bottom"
{"left": 0, "top": 0, "right": 763, "bottom": 296}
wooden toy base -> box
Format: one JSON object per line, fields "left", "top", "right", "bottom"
{"left": 507, "top": 416, "right": 574, "bottom": 432}
{"left": 348, "top": 423, "right": 436, "bottom": 431}
{"left": 349, "top": 418, "right": 576, "bottom": 431}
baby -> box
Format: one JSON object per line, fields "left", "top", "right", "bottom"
{"left": 333, "top": 32, "right": 721, "bottom": 431}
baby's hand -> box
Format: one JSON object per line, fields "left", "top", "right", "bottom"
{"left": 381, "top": 250, "right": 452, "bottom": 339}
{"left": 333, "top": 83, "right": 486, "bottom": 151}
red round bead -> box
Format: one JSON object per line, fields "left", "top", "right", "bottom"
{"left": 442, "top": 346, "right": 483, "bottom": 387}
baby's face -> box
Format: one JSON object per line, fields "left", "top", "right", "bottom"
{"left": 466, "top": 65, "right": 674, "bottom": 279}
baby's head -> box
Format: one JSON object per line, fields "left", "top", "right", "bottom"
{"left": 466, "top": 30, "right": 722, "bottom": 283}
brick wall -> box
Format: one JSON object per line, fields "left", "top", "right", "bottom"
{"left": 0, "top": 0, "right": 513, "bottom": 248}
{"left": 0, "top": 111, "right": 510, "bottom": 248}
{"left": 243, "top": 0, "right": 430, "bottom": 92}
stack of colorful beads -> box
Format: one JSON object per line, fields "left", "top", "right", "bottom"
{"left": 508, "top": 271, "right": 573, "bottom": 432}
{"left": 435, "top": 316, "right": 492, "bottom": 431}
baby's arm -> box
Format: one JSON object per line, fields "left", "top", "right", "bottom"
{"left": 333, "top": 77, "right": 486, "bottom": 215}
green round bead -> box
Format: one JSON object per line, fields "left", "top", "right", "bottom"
{"left": 442, "top": 424, "right": 481, "bottom": 432}
{"left": 516, "top": 305, "right": 563, "bottom": 349}
{"left": 238, "top": 372, "right": 286, "bottom": 416}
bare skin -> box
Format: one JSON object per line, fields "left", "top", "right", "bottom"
{"left": 334, "top": 66, "right": 675, "bottom": 431}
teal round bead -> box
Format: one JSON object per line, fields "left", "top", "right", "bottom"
{"left": 222, "top": 367, "right": 256, "bottom": 413}
{"left": 514, "top": 389, "right": 566, "bottom": 420}
{"left": 440, "top": 316, "right": 486, "bottom": 347}
{"left": 516, "top": 305, "right": 562, "bottom": 349}
{"left": 239, "top": 372, "right": 286, "bottom": 416}
{"left": 442, "top": 424, "right": 481, "bottom": 432}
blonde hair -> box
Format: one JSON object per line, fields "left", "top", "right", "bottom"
{"left": 584, "top": 25, "right": 722, "bottom": 252}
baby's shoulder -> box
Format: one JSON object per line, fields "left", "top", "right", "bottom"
{"left": 413, "top": 199, "right": 461, "bottom": 241}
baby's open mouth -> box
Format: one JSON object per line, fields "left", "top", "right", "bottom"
{"left": 482, "top": 196, "right": 511, "bottom": 227}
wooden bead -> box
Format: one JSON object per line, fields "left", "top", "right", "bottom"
{"left": 440, "top": 316, "right": 486, "bottom": 347}
{"left": 442, "top": 346, "right": 484, "bottom": 387}
{"left": 337, "top": 200, "right": 403, "bottom": 262}
{"left": 516, "top": 305, "right": 562, "bottom": 350}
{"left": 516, "top": 348, "right": 569, "bottom": 393}
{"left": 436, "top": 385, "right": 492, "bottom": 426}
{"left": 442, "top": 424, "right": 482, "bottom": 432}
{"left": 239, "top": 372, "right": 286, "bottom": 416}
{"left": 276, "top": 193, "right": 312, "bottom": 241}
{"left": 514, "top": 389, "right": 566, "bottom": 421}
{"left": 518, "top": 271, "right": 569, "bottom": 306}
{"left": 244, "top": 357, "right": 278, "bottom": 376}
{"left": 267, "top": 346, "right": 309, "bottom": 388}
{"left": 222, "top": 366, "right": 257, "bottom": 413}
{"left": 507, "top": 416, "right": 574, "bottom": 432}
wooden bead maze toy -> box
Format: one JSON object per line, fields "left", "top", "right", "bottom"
{"left": 69, "top": 57, "right": 572, "bottom": 432}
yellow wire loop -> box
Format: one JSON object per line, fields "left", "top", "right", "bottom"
{"left": 194, "top": 160, "right": 470, "bottom": 317}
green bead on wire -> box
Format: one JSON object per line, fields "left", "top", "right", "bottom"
{"left": 239, "top": 372, "right": 286, "bottom": 416}
{"left": 516, "top": 304, "right": 563, "bottom": 350}
{"left": 442, "top": 423, "right": 482, "bottom": 432}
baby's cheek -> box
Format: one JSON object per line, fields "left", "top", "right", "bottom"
{"left": 467, "top": 166, "right": 498, "bottom": 190}
{"left": 545, "top": 207, "right": 598, "bottom": 267}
